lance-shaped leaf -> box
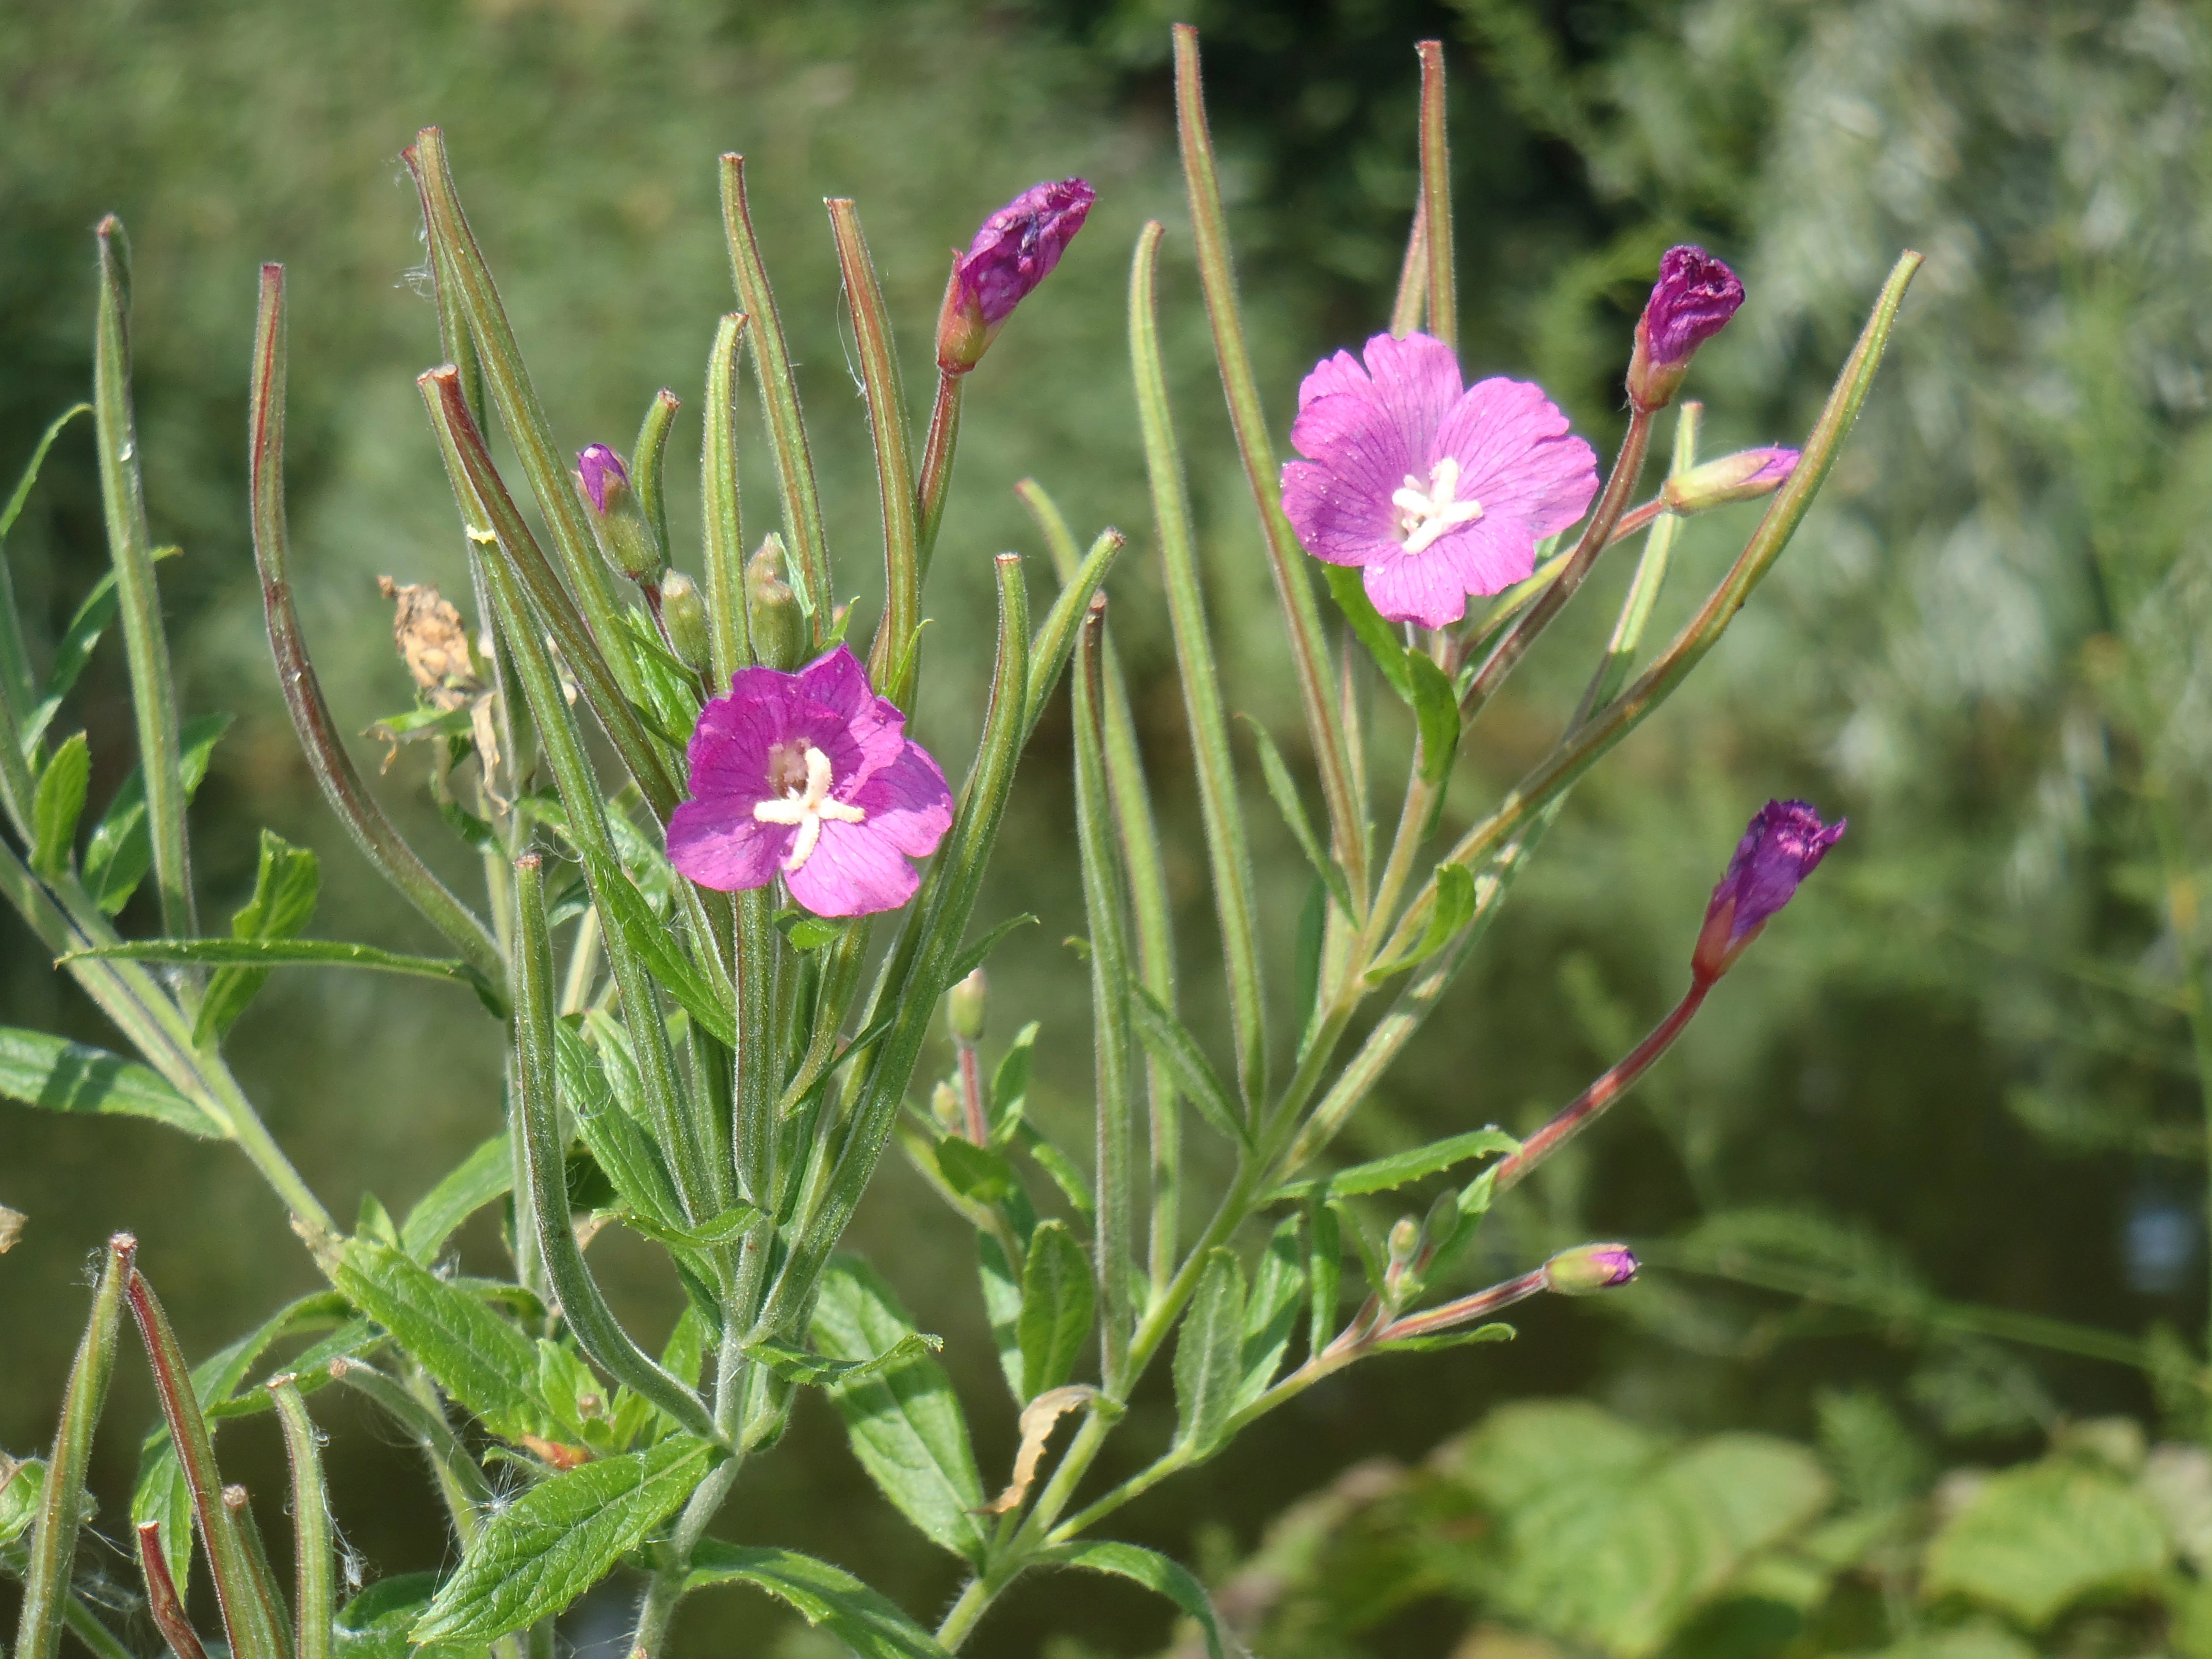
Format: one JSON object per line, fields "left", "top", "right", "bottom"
{"left": 1365, "top": 861, "right": 1474, "bottom": 984}
{"left": 29, "top": 733, "right": 88, "bottom": 880}
{"left": 399, "top": 1134, "right": 513, "bottom": 1262}
{"left": 1127, "top": 985, "right": 1245, "bottom": 1147}
{"left": 412, "top": 1436, "right": 720, "bottom": 1645}
{"left": 1267, "top": 1126, "right": 1519, "bottom": 1203}
{"left": 1130, "top": 222, "right": 1266, "bottom": 1108}
{"left": 1240, "top": 715, "right": 1352, "bottom": 917}
{"left": 719, "top": 154, "right": 829, "bottom": 629}
{"left": 1171, "top": 27, "right": 1360, "bottom": 901}
{"left": 248, "top": 266, "right": 505, "bottom": 993}
{"left": 686, "top": 1542, "right": 954, "bottom": 1659}
{"left": 0, "top": 404, "right": 93, "bottom": 747}
{"left": 1322, "top": 563, "right": 1415, "bottom": 705}
{"left": 22, "top": 553, "right": 160, "bottom": 761}
{"left": 69, "top": 937, "right": 495, "bottom": 1004}
{"left": 1023, "top": 528, "right": 1125, "bottom": 744}
{"left": 1019, "top": 1220, "right": 1095, "bottom": 1400}
{"left": 808, "top": 1258, "right": 989, "bottom": 1564}
{"left": 1172, "top": 1247, "right": 1246, "bottom": 1461}
{"left": 1407, "top": 652, "right": 1460, "bottom": 789}
{"left": 744, "top": 1333, "right": 943, "bottom": 1390}
{"left": 0, "top": 1028, "right": 219, "bottom": 1138}
{"left": 14, "top": 1234, "right": 129, "bottom": 1659}
{"left": 334, "top": 1239, "right": 543, "bottom": 1442}
{"left": 511, "top": 854, "right": 721, "bottom": 1444}
{"left": 1042, "top": 1540, "right": 1235, "bottom": 1659}
{"left": 194, "top": 832, "right": 319, "bottom": 1045}
{"left": 977, "top": 1234, "right": 1025, "bottom": 1402}
{"left": 93, "top": 218, "right": 195, "bottom": 940}
{"left": 1233, "top": 1216, "right": 1307, "bottom": 1414}
{"left": 80, "top": 712, "right": 228, "bottom": 916}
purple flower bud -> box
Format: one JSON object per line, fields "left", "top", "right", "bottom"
{"left": 576, "top": 444, "right": 630, "bottom": 516}
{"left": 1543, "top": 1243, "right": 1639, "bottom": 1295}
{"left": 937, "top": 178, "right": 1095, "bottom": 373}
{"left": 1663, "top": 446, "right": 1799, "bottom": 514}
{"left": 1626, "top": 246, "right": 1744, "bottom": 413}
{"left": 1693, "top": 799, "right": 1846, "bottom": 983}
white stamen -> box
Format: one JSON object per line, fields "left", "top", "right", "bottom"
{"left": 753, "top": 744, "right": 867, "bottom": 873}
{"left": 1392, "top": 455, "right": 1484, "bottom": 555}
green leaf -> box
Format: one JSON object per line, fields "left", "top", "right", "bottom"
{"left": 1044, "top": 1539, "right": 1235, "bottom": 1659}
{"left": 334, "top": 1239, "right": 543, "bottom": 1441}
{"left": 1127, "top": 984, "right": 1247, "bottom": 1146}
{"left": 1234, "top": 1217, "right": 1306, "bottom": 1413}
{"left": 20, "top": 567, "right": 136, "bottom": 759}
{"left": 987, "top": 1020, "right": 1041, "bottom": 1141}
{"left": 935, "top": 1137, "right": 1020, "bottom": 1206}
{"left": 976, "top": 1234, "right": 1025, "bottom": 1402}
{"left": 70, "top": 937, "right": 485, "bottom": 991}
{"left": 400, "top": 1135, "right": 513, "bottom": 1263}
{"left": 196, "top": 830, "right": 321, "bottom": 1045}
{"left": 1018, "top": 1219, "right": 1095, "bottom": 1400}
{"left": 808, "top": 1258, "right": 989, "bottom": 1564}
{"left": 1267, "top": 1127, "right": 1519, "bottom": 1203}
{"left": 412, "top": 1436, "right": 719, "bottom": 1644}
{"left": 774, "top": 909, "right": 851, "bottom": 952}
{"left": 1923, "top": 1456, "right": 2170, "bottom": 1629}
{"left": 0, "top": 1027, "right": 220, "bottom": 1138}
{"left": 1012, "top": 1119, "right": 1094, "bottom": 1222}
{"left": 947, "top": 913, "right": 1040, "bottom": 990}
{"left": 1365, "top": 860, "right": 1475, "bottom": 984}
{"left": 1172, "top": 1248, "right": 1246, "bottom": 1460}
{"left": 558, "top": 1020, "right": 684, "bottom": 1231}
{"left": 1242, "top": 716, "right": 1352, "bottom": 915}
{"left": 334, "top": 1573, "right": 486, "bottom": 1659}
{"left": 617, "top": 1203, "right": 761, "bottom": 1251}
{"left": 1376, "top": 1323, "right": 1516, "bottom": 1353}
{"left": 686, "top": 1541, "right": 954, "bottom": 1659}
{"left": 80, "top": 711, "right": 228, "bottom": 914}
{"left": 745, "top": 1333, "right": 944, "bottom": 1390}
{"left": 1306, "top": 1200, "right": 1341, "bottom": 1362}
{"left": 1322, "top": 564, "right": 1414, "bottom": 704}
{"left": 3, "top": 405, "right": 94, "bottom": 742}
{"left": 30, "top": 733, "right": 89, "bottom": 877}
{"left": 0, "top": 1458, "right": 44, "bottom": 1548}
{"left": 1406, "top": 649, "right": 1461, "bottom": 787}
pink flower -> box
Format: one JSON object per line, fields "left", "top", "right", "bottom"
{"left": 1279, "top": 333, "right": 1599, "bottom": 628}
{"left": 667, "top": 646, "right": 954, "bottom": 918}
{"left": 1691, "top": 799, "right": 1846, "bottom": 982}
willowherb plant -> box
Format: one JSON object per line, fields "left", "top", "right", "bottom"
{"left": 0, "top": 27, "right": 1916, "bottom": 1659}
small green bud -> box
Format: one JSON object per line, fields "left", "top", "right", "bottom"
{"left": 947, "top": 967, "right": 988, "bottom": 1045}
{"left": 1542, "top": 1243, "right": 1639, "bottom": 1295}
{"left": 576, "top": 444, "right": 663, "bottom": 582}
{"left": 746, "top": 532, "right": 805, "bottom": 671}
{"left": 659, "top": 570, "right": 710, "bottom": 673}
{"left": 930, "top": 1080, "right": 964, "bottom": 1132}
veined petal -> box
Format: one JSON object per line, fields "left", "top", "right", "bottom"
{"left": 850, "top": 742, "right": 954, "bottom": 857}
{"left": 668, "top": 798, "right": 789, "bottom": 892}
{"left": 1433, "top": 378, "right": 1599, "bottom": 539}
{"left": 787, "top": 817, "right": 923, "bottom": 917}
{"left": 1361, "top": 550, "right": 1476, "bottom": 628}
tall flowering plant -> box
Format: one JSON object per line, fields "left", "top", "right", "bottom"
{"left": 0, "top": 28, "right": 1914, "bottom": 1659}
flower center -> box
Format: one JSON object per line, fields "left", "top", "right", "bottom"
{"left": 1391, "top": 456, "right": 1484, "bottom": 556}
{"left": 752, "top": 740, "right": 867, "bottom": 873}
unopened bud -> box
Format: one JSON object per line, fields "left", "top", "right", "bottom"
{"left": 1542, "top": 1243, "right": 1639, "bottom": 1295}
{"left": 1663, "top": 447, "right": 1799, "bottom": 514}
{"left": 575, "top": 444, "right": 662, "bottom": 582}
{"left": 659, "top": 570, "right": 710, "bottom": 673}
{"left": 1625, "top": 246, "right": 1744, "bottom": 414}
{"left": 746, "top": 533, "right": 805, "bottom": 671}
{"left": 936, "top": 178, "right": 1095, "bottom": 375}
{"left": 948, "top": 968, "right": 988, "bottom": 1045}
{"left": 1692, "top": 799, "right": 1846, "bottom": 984}
{"left": 1383, "top": 1215, "right": 1422, "bottom": 1304}
{"left": 930, "top": 1080, "right": 963, "bottom": 1132}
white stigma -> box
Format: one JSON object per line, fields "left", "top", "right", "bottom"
{"left": 1391, "top": 456, "right": 1484, "bottom": 555}
{"left": 753, "top": 743, "right": 867, "bottom": 873}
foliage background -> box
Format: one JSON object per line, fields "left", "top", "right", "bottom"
{"left": 5, "top": 0, "right": 2207, "bottom": 1653}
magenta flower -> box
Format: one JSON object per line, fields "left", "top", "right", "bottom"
{"left": 1627, "top": 246, "right": 1744, "bottom": 411}
{"left": 1691, "top": 799, "right": 1846, "bottom": 982}
{"left": 1279, "top": 332, "right": 1599, "bottom": 628}
{"left": 1543, "top": 1243, "right": 1640, "bottom": 1295}
{"left": 937, "top": 178, "right": 1095, "bottom": 373}
{"left": 666, "top": 646, "right": 954, "bottom": 918}
{"left": 576, "top": 444, "right": 628, "bottom": 515}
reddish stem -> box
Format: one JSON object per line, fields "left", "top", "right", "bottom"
{"left": 136, "top": 1521, "right": 210, "bottom": 1659}
{"left": 956, "top": 1042, "right": 987, "bottom": 1145}
{"left": 1492, "top": 977, "right": 1711, "bottom": 1193}
{"left": 1370, "top": 1266, "right": 1549, "bottom": 1345}
{"left": 913, "top": 367, "right": 965, "bottom": 578}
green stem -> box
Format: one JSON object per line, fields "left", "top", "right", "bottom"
{"left": 1415, "top": 42, "right": 1455, "bottom": 351}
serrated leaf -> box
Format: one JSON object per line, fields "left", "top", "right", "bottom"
{"left": 976, "top": 1234, "right": 1025, "bottom": 1403}
{"left": 745, "top": 1333, "right": 942, "bottom": 1389}
{"left": 1923, "top": 1457, "right": 2170, "bottom": 1628}
{"left": 1306, "top": 1201, "right": 1341, "bottom": 1362}
{"left": 1233, "top": 1216, "right": 1305, "bottom": 1413}
{"left": 334, "top": 1572, "right": 486, "bottom": 1659}
{"left": 196, "top": 829, "right": 321, "bottom": 1045}
{"left": 685, "top": 1541, "right": 954, "bottom": 1659}
{"left": 1128, "top": 984, "right": 1247, "bottom": 1146}
{"left": 935, "top": 1136, "right": 1019, "bottom": 1205}
{"left": 809, "top": 1258, "right": 989, "bottom": 1564}
{"left": 618, "top": 1203, "right": 761, "bottom": 1251}
{"left": 1241, "top": 716, "right": 1352, "bottom": 915}
{"left": 413, "top": 1436, "right": 719, "bottom": 1642}
{"left": 335, "top": 1238, "right": 544, "bottom": 1441}
{"left": 1173, "top": 1248, "right": 1246, "bottom": 1460}
{"left": 558, "top": 1019, "right": 683, "bottom": 1230}
{"left": 987, "top": 1020, "right": 1040, "bottom": 1141}
{"left": 30, "top": 731, "right": 89, "bottom": 877}
{"left": 1045, "top": 1539, "right": 1236, "bottom": 1659}
{"left": 1376, "top": 1322, "right": 1516, "bottom": 1353}
{"left": 81, "top": 711, "right": 229, "bottom": 914}
{"left": 1268, "top": 1127, "right": 1519, "bottom": 1203}
{"left": 1018, "top": 1220, "right": 1094, "bottom": 1400}
{"left": 1366, "top": 861, "right": 1475, "bottom": 984}
{"left": 1406, "top": 649, "right": 1461, "bottom": 786}
{"left": 400, "top": 1134, "right": 513, "bottom": 1262}
{"left": 0, "top": 1027, "right": 221, "bottom": 1138}
{"left": 1322, "top": 563, "right": 1414, "bottom": 704}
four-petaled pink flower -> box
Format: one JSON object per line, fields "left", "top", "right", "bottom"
{"left": 1280, "top": 332, "right": 1600, "bottom": 628}
{"left": 1691, "top": 799, "right": 1846, "bottom": 983}
{"left": 667, "top": 647, "right": 954, "bottom": 918}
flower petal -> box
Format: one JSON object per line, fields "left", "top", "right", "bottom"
{"left": 668, "top": 798, "right": 788, "bottom": 892}
{"left": 794, "top": 645, "right": 909, "bottom": 779}
{"left": 1419, "top": 516, "right": 1541, "bottom": 599}
{"left": 1359, "top": 549, "right": 1475, "bottom": 628}
{"left": 849, "top": 741, "right": 954, "bottom": 857}
{"left": 1433, "top": 378, "right": 1599, "bottom": 540}
{"left": 787, "top": 818, "right": 923, "bottom": 917}
{"left": 1282, "top": 453, "right": 1398, "bottom": 568}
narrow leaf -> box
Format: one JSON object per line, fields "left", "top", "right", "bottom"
{"left": 1241, "top": 717, "right": 1351, "bottom": 915}
{"left": 976, "top": 1234, "right": 1025, "bottom": 1403}
{"left": 1127, "top": 985, "right": 1246, "bottom": 1147}
{"left": 1407, "top": 650, "right": 1461, "bottom": 787}
{"left": 744, "top": 1334, "right": 941, "bottom": 1390}
{"left": 1172, "top": 1248, "right": 1246, "bottom": 1460}
{"left": 1267, "top": 1126, "right": 1519, "bottom": 1203}
{"left": 399, "top": 1134, "right": 513, "bottom": 1263}
{"left": 0, "top": 405, "right": 93, "bottom": 731}
{"left": 686, "top": 1542, "right": 954, "bottom": 1659}
{"left": 1365, "top": 861, "right": 1475, "bottom": 984}
{"left": 1018, "top": 1221, "right": 1095, "bottom": 1400}
{"left": 80, "top": 712, "right": 228, "bottom": 915}
{"left": 29, "top": 734, "right": 89, "bottom": 879}
{"left": 1046, "top": 1539, "right": 1236, "bottom": 1659}
{"left": 412, "top": 1437, "right": 719, "bottom": 1644}
{"left": 334, "top": 1239, "right": 542, "bottom": 1441}
{"left": 70, "top": 937, "right": 489, "bottom": 995}
{"left": 1322, "top": 564, "right": 1414, "bottom": 704}
{"left": 0, "top": 1027, "right": 222, "bottom": 1139}
{"left": 1233, "top": 1217, "right": 1306, "bottom": 1414}
{"left": 1023, "top": 528, "right": 1125, "bottom": 743}
{"left": 196, "top": 831, "right": 320, "bottom": 1046}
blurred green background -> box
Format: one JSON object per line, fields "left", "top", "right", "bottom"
{"left": 6, "top": 0, "right": 2211, "bottom": 1654}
